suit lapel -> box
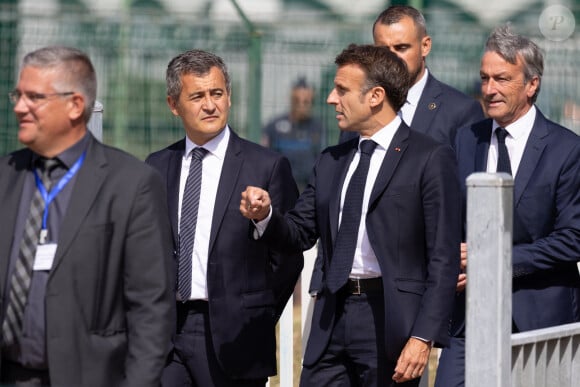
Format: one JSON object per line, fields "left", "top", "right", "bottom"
{"left": 411, "top": 74, "right": 442, "bottom": 135}
{"left": 208, "top": 132, "right": 243, "bottom": 253}
{"left": 50, "top": 136, "right": 107, "bottom": 274}
{"left": 369, "top": 123, "right": 409, "bottom": 206}
{"left": 167, "top": 143, "right": 184, "bottom": 245}
{"left": 474, "top": 120, "right": 493, "bottom": 172}
{"left": 514, "top": 111, "right": 548, "bottom": 206}
{"left": 0, "top": 151, "right": 30, "bottom": 291}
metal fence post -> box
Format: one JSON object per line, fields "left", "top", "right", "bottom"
{"left": 88, "top": 101, "right": 103, "bottom": 142}
{"left": 465, "top": 172, "right": 513, "bottom": 387}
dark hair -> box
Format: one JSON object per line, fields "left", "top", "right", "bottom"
{"left": 373, "top": 5, "right": 427, "bottom": 38}
{"left": 166, "top": 49, "right": 231, "bottom": 101}
{"left": 23, "top": 46, "right": 97, "bottom": 122}
{"left": 485, "top": 25, "right": 543, "bottom": 102}
{"left": 335, "top": 44, "right": 410, "bottom": 111}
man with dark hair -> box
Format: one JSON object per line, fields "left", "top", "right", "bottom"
{"left": 146, "top": 49, "right": 303, "bottom": 387}
{"left": 241, "top": 44, "right": 460, "bottom": 387}
{"left": 312, "top": 4, "right": 484, "bottom": 299}
{"left": 340, "top": 5, "right": 484, "bottom": 146}
{"left": 0, "top": 46, "right": 174, "bottom": 386}
{"left": 435, "top": 25, "right": 580, "bottom": 387}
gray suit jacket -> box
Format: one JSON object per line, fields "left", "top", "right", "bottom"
{"left": 0, "top": 134, "right": 175, "bottom": 387}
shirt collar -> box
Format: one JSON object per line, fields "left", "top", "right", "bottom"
{"left": 32, "top": 131, "right": 91, "bottom": 169}
{"left": 185, "top": 125, "right": 230, "bottom": 161}
{"left": 360, "top": 116, "right": 402, "bottom": 151}
{"left": 406, "top": 68, "right": 429, "bottom": 107}
{"left": 492, "top": 105, "right": 536, "bottom": 140}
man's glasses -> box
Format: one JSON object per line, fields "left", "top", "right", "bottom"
{"left": 8, "top": 90, "right": 74, "bottom": 106}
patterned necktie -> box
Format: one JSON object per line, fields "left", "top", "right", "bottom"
{"left": 2, "top": 158, "right": 59, "bottom": 345}
{"left": 326, "top": 140, "right": 377, "bottom": 293}
{"left": 178, "top": 147, "right": 208, "bottom": 301}
{"left": 495, "top": 127, "right": 512, "bottom": 175}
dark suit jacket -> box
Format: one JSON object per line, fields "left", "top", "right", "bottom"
{"left": 323, "top": 71, "right": 483, "bottom": 295}
{"left": 0, "top": 134, "right": 175, "bottom": 387}
{"left": 263, "top": 123, "right": 461, "bottom": 366}
{"left": 146, "top": 129, "right": 303, "bottom": 379}
{"left": 338, "top": 72, "right": 484, "bottom": 147}
{"left": 452, "top": 110, "right": 580, "bottom": 334}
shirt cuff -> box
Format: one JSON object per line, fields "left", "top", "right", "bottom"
{"left": 412, "top": 336, "right": 433, "bottom": 347}
{"left": 252, "top": 206, "right": 272, "bottom": 239}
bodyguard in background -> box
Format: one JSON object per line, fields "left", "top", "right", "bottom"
{"left": 0, "top": 46, "right": 174, "bottom": 386}
{"left": 435, "top": 26, "right": 580, "bottom": 387}
{"left": 146, "top": 49, "right": 303, "bottom": 387}
{"left": 339, "top": 5, "right": 484, "bottom": 146}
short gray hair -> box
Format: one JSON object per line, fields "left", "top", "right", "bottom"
{"left": 485, "top": 25, "right": 544, "bottom": 102}
{"left": 22, "top": 46, "right": 97, "bottom": 122}
{"left": 166, "top": 49, "right": 231, "bottom": 101}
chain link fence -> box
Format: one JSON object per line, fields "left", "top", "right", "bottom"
{"left": 1, "top": 3, "right": 579, "bottom": 160}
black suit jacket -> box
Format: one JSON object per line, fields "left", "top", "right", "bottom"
{"left": 146, "top": 129, "right": 303, "bottom": 379}
{"left": 0, "top": 134, "right": 175, "bottom": 387}
{"left": 451, "top": 110, "right": 580, "bottom": 335}
{"left": 263, "top": 123, "right": 461, "bottom": 366}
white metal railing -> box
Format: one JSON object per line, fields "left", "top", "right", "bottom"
{"left": 511, "top": 322, "right": 580, "bottom": 387}
{"left": 465, "top": 172, "right": 580, "bottom": 386}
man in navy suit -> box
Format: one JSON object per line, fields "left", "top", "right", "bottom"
{"left": 435, "top": 26, "right": 580, "bottom": 387}
{"left": 339, "top": 5, "right": 484, "bottom": 146}
{"left": 241, "top": 44, "right": 460, "bottom": 387}
{"left": 146, "top": 50, "right": 303, "bottom": 387}
{"left": 314, "top": 4, "right": 484, "bottom": 298}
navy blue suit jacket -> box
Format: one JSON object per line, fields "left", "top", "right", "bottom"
{"left": 146, "top": 129, "right": 303, "bottom": 379}
{"left": 452, "top": 110, "right": 580, "bottom": 334}
{"left": 263, "top": 123, "right": 461, "bottom": 367}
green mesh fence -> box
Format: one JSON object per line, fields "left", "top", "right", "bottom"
{"left": 1, "top": 3, "right": 579, "bottom": 160}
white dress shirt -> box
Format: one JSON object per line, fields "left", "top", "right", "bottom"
{"left": 486, "top": 106, "right": 536, "bottom": 176}
{"left": 178, "top": 126, "right": 230, "bottom": 300}
{"left": 399, "top": 68, "right": 429, "bottom": 125}
{"left": 343, "top": 117, "right": 401, "bottom": 278}
{"left": 255, "top": 117, "right": 402, "bottom": 278}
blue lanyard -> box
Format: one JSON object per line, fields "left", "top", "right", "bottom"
{"left": 34, "top": 152, "right": 86, "bottom": 230}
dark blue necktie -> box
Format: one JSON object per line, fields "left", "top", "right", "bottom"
{"left": 326, "top": 140, "right": 377, "bottom": 293}
{"left": 178, "top": 147, "right": 208, "bottom": 301}
{"left": 495, "top": 127, "right": 512, "bottom": 175}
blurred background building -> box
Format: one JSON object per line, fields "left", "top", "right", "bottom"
{"left": 1, "top": 0, "right": 579, "bottom": 159}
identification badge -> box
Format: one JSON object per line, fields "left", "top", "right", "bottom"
{"left": 33, "top": 243, "right": 57, "bottom": 271}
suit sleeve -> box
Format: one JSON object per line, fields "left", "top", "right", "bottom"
{"left": 121, "top": 167, "right": 175, "bottom": 387}
{"left": 512, "top": 140, "right": 580, "bottom": 276}
{"left": 412, "top": 145, "right": 462, "bottom": 346}
{"left": 265, "top": 155, "right": 304, "bottom": 319}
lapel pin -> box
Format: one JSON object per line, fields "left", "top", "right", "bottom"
{"left": 394, "top": 147, "right": 401, "bottom": 152}
{"left": 429, "top": 102, "right": 437, "bottom": 110}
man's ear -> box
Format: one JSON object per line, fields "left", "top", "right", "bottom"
{"left": 68, "top": 93, "right": 85, "bottom": 121}
{"left": 167, "top": 95, "right": 179, "bottom": 116}
{"left": 421, "top": 35, "right": 432, "bottom": 59}
{"left": 369, "top": 86, "right": 386, "bottom": 108}
{"left": 526, "top": 76, "right": 540, "bottom": 99}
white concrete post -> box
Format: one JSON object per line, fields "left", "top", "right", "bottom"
{"left": 465, "top": 172, "right": 513, "bottom": 387}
